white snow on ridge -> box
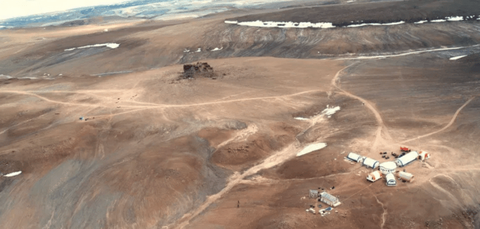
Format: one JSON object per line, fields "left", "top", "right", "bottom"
{"left": 195, "top": 48, "right": 201, "bottom": 52}
{"left": 64, "top": 43, "right": 120, "bottom": 51}
{"left": 446, "top": 16, "right": 463, "bottom": 22}
{"left": 0, "top": 74, "right": 13, "bottom": 79}
{"left": 347, "top": 21, "right": 405, "bottom": 28}
{"left": 450, "top": 55, "right": 467, "bottom": 60}
{"left": 211, "top": 47, "right": 223, "bottom": 51}
{"left": 321, "top": 105, "right": 341, "bottom": 118}
{"left": 297, "top": 143, "right": 327, "bottom": 157}
{"left": 232, "top": 20, "right": 336, "bottom": 29}
{"left": 4, "top": 171, "right": 22, "bottom": 177}
{"left": 414, "top": 20, "right": 428, "bottom": 24}
{"left": 227, "top": 14, "right": 480, "bottom": 29}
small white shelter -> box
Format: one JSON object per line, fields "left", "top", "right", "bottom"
{"left": 419, "top": 151, "right": 431, "bottom": 161}
{"left": 395, "top": 151, "right": 419, "bottom": 167}
{"left": 385, "top": 173, "right": 396, "bottom": 186}
{"left": 362, "top": 157, "right": 379, "bottom": 169}
{"left": 379, "top": 161, "right": 397, "bottom": 175}
{"left": 399, "top": 171, "right": 414, "bottom": 182}
{"left": 346, "top": 152, "right": 363, "bottom": 163}
{"left": 366, "top": 171, "right": 382, "bottom": 182}
{"left": 319, "top": 191, "right": 341, "bottom": 207}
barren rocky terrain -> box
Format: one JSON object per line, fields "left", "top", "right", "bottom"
{"left": 1, "top": 0, "right": 480, "bottom": 228}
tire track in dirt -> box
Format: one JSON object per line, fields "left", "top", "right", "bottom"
{"left": 0, "top": 89, "right": 322, "bottom": 110}
{"left": 370, "top": 189, "right": 387, "bottom": 229}
{"left": 401, "top": 97, "right": 475, "bottom": 144}
{"left": 330, "top": 63, "right": 393, "bottom": 150}
{"left": 172, "top": 143, "right": 300, "bottom": 229}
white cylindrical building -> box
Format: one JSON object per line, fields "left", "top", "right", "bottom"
{"left": 362, "top": 157, "right": 379, "bottom": 169}
{"left": 399, "top": 171, "right": 414, "bottom": 182}
{"left": 395, "top": 151, "right": 419, "bottom": 167}
{"left": 379, "top": 161, "right": 397, "bottom": 174}
{"left": 347, "top": 152, "right": 362, "bottom": 163}
{"left": 385, "top": 173, "right": 397, "bottom": 186}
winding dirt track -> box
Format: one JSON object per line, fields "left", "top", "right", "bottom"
{"left": 330, "top": 63, "right": 393, "bottom": 149}
{"left": 401, "top": 97, "right": 475, "bottom": 143}
{"left": 0, "top": 89, "right": 321, "bottom": 109}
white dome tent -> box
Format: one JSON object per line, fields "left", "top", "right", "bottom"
{"left": 379, "top": 161, "right": 397, "bottom": 174}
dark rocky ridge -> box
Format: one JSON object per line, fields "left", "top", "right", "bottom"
{"left": 229, "top": 0, "right": 480, "bottom": 27}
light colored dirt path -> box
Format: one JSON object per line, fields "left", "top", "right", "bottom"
{"left": 172, "top": 143, "right": 300, "bottom": 229}
{"left": 337, "top": 44, "right": 480, "bottom": 60}
{"left": 401, "top": 97, "right": 475, "bottom": 143}
{"left": 331, "top": 63, "right": 393, "bottom": 149}
{"left": 370, "top": 188, "right": 387, "bottom": 229}
{"left": 0, "top": 89, "right": 321, "bottom": 109}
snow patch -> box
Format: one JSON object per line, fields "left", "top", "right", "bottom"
{"left": 211, "top": 47, "right": 223, "bottom": 51}
{"left": 294, "top": 117, "right": 309, "bottom": 121}
{"left": 446, "top": 16, "right": 463, "bottom": 22}
{"left": 347, "top": 21, "right": 405, "bottom": 28}
{"left": 64, "top": 43, "right": 120, "bottom": 51}
{"left": 230, "top": 20, "right": 336, "bottom": 29}
{"left": 195, "top": 48, "right": 201, "bottom": 52}
{"left": 321, "top": 105, "right": 341, "bottom": 118}
{"left": 431, "top": 19, "right": 446, "bottom": 23}
{"left": 297, "top": 143, "right": 327, "bottom": 157}
{"left": 183, "top": 49, "right": 190, "bottom": 53}
{"left": 450, "top": 55, "right": 467, "bottom": 60}
{"left": 224, "top": 20, "right": 238, "bottom": 24}
{"left": 104, "top": 28, "right": 109, "bottom": 32}
{"left": 0, "top": 74, "right": 13, "bottom": 79}
{"left": 414, "top": 20, "right": 428, "bottom": 24}
{"left": 4, "top": 171, "right": 22, "bottom": 177}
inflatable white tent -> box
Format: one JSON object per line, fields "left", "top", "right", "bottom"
{"left": 385, "top": 173, "right": 397, "bottom": 186}
{"left": 362, "top": 157, "right": 379, "bottom": 169}
{"left": 346, "top": 152, "right": 363, "bottom": 163}
{"left": 395, "top": 151, "right": 419, "bottom": 167}
{"left": 399, "top": 171, "right": 414, "bottom": 182}
{"left": 366, "top": 171, "right": 382, "bottom": 182}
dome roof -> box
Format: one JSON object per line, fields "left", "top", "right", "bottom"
{"left": 380, "top": 161, "right": 397, "bottom": 170}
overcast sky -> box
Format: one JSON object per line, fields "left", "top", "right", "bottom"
{"left": 0, "top": 0, "right": 130, "bottom": 20}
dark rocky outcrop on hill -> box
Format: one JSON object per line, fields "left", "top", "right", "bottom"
{"left": 182, "top": 62, "right": 215, "bottom": 79}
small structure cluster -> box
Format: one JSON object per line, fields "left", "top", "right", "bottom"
{"left": 346, "top": 146, "right": 431, "bottom": 187}
{"left": 305, "top": 190, "right": 340, "bottom": 216}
